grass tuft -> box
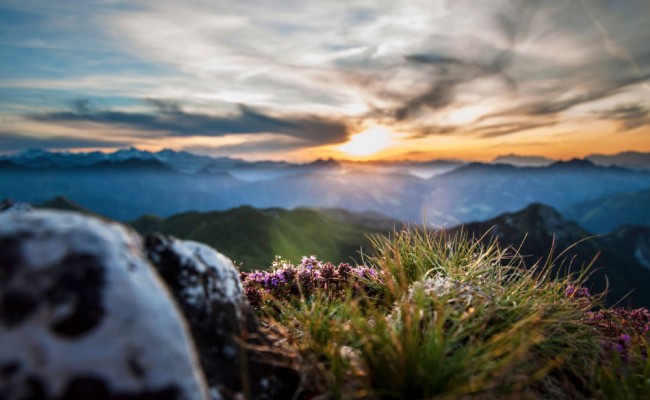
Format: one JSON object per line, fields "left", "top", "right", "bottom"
{"left": 242, "top": 226, "right": 650, "bottom": 399}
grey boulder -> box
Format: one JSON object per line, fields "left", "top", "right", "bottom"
{"left": 0, "top": 210, "right": 209, "bottom": 400}
{"left": 146, "top": 234, "right": 300, "bottom": 399}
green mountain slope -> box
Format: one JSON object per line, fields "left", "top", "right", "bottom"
{"left": 563, "top": 188, "right": 650, "bottom": 233}
{"left": 130, "top": 206, "right": 401, "bottom": 269}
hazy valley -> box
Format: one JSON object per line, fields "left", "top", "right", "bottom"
{"left": 3, "top": 148, "right": 650, "bottom": 226}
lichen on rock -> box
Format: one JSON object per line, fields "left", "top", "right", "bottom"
{"left": 0, "top": 210, "right": 209, "bottom": 400}
{"left": 145, "top": 233, "right": 300, "bottom": 399}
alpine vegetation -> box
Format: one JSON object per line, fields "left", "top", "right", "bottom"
{"left": 242, "top": 228, "right": 650, "bottom": 399}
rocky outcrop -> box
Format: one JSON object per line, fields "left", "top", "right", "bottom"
{"left": 145, "top": 234, "right": 300, "bottom": 399}
{"left": 0, "top": 210, "right": 209, "bottom": 400}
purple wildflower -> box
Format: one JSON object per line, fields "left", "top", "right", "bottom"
{"left": 240, "top": 255, "right": 386, "bottom": 308}
{"left": 337, "top": 263, "right": 352, "bottom": 278}
{"left": 244, "top": 286, "right": 263, "bottom": 308}
{"left": 565, "top": 284, "right": 591, "bottom": 299}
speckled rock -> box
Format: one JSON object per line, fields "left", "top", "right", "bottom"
{"left": 146, "top": 234, "right": 300, "bottom": 399}
{"left": 0, "top": 199, "right": 32, "bottom": 213}
{"left": 0, "top": 210, "right": 209, "bottom": 400}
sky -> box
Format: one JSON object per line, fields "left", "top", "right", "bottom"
{"left": 0, "top": 0, "right": 649, "bottom": 161}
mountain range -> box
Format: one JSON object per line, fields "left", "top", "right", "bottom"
{"left": 491, "top": 152, "right": 650, "bottom": 170}
{"left": 0, "top": 147, "right": 464, "bottom": 179}
{"left": 3, "top": 148, "right": 650, "bottom": 224}
{"left": 586, "top": 151, "right": 650, "bottom": 171}
{"left": 563, "top": 188, "right": 650, "bottom": 233}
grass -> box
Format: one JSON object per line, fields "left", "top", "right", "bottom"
{"left": 241, "top": 226, "right": 650, "bottom": 399}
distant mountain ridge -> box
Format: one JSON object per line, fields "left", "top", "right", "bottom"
{"left": 492, "top": 154, "right": 555, "bottom": 167}
{"left": 563, "top": 188, "right": 650, "bottom": 233}
{"left": 1, "top": 147, "right": 239, "bottom": 174}
{"left": 2, "top": 148, "right": 650, "bottom": 223}
{"left": 491, "top": 152, "right": 650, "bottom": 170}
{"left": 447, "top": 203, "right": 650, "bottom": 307}
{"left": 0, "top": 147, "right": 456, "bottom": 176}
{"left": 586, "top": 151, "right": 650, "bottom": 171}
{"left": 4, "top": 147, "right": 649, "bottom": 172}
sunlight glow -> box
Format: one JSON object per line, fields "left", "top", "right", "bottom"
{"left": 339, "top": 126, "right": 394, "bottom": 157}
{"left": 442, "top": 105, "right": 489, "bottom": 126}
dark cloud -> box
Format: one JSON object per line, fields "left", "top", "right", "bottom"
{"left": 0, "top": 132, "right": 129, "bottom": 152}
{"left": 595, "top": 103, "right": 649, "bottom": 130}
{"left": 484, "top": 73, "right": 650, "bottom": 120}
{"left": 145, "top": 98, "right": 181, "bottom": 113}
{"left": 381, "top": 0, "right": 542, "bottom": 124}
{"left": 474, "top": 121, "right": 557, "bottom": 138}
{"left": 493, "top": 0, "right": 540, "bottom": 47}
{"left": 29, "top": 100, "right": 352, "bottom": 146}
{"left": 184, "top": 137, "right": 312, "bottom": 155}
{"left": 72, "top": 98, "right": 93, "bottom": 114}
{"left": 359, "top": 0, "right": 649, "bottom": 139}
{"left": 364, "top": 3, "right": 532, "bottom": 128}
{"left": 486, "top": 140, "right": 552, "bottom": 148}
{"left": 404, "top": 125, "right": 458, "bottom": 139}
{"left": 394, "top": 51, "right": 517, "bottom": 122}
{"left": 404, "top": 53, "right": 460, "bottom": 66}
{"left": 393, "top": 78, "right": 458, "bottom": 121}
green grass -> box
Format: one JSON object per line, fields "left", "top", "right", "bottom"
{"left": 247, "top": 227, "right": 650, "bottom": 399}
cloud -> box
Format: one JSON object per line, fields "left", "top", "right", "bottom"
{"left": 403, "top": 125, "right": 458, "bottom": 139}
{"left": 486, "top": 73, "right": 650, "bottom": 120}
{"left": 595, "top": 103, "right": 649, "bottom": 130}
{"left": 183, "top": 136, "right": 314, "bottom": 156}
{"left": 2, "top": 0, "right": 650, "bottom": 156}
{"left": 474, "top": 121, "right": 558, "bottom": 138}
{"left": 381, "top": 0, "right": 650, "bottom": 137}
{"left": 392, "top": 51, "right": 517, "bottom": 121}
{"left": 29, "top": 99, "right": 352, "bottom": 146}
{"left": 0, "top": 132, "right": 129, "bottom": 152}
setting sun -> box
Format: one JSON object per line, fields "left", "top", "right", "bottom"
{"left": 339, "top": 126, "right": 394, "bottom": 157}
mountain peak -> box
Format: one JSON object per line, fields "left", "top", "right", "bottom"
{"left": 586, "top": 151, "right": 650, "bottom": 170}
{"left": 476, "top": 203, "right": 588, "bottom": 244}
{"left": 113, "top": 147, "right": 153, "bottom": 157}
{"left": 519, "top": 202, "right": 564, "bottom": 224}
{"left": 549, "top": 158, "right": 595, "bottom": 168}
{"left": 492, "top": 154, "right": 555, "bottom": 167}
{"left": 306, "top": 158, "right": 341, "bottom": 167}
{"left": 17, "top": 148, "right": 50, "bottom": 158}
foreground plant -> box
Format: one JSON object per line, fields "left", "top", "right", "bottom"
{"left": 241, "top": 255, "right": 384, "bottom": 309}
{"left": 241, "top": 228, "right": 650, "bottom": 399}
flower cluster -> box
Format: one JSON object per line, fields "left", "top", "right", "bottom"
{"left": 565, "top": 284, "right": 591, "bottom": 299}
{"left": 612, "top": 333, "right": 632, "bottom": 358}
{"left": 584, "top": 307, "right": 650, "bottom": 338}
{"left": 583, "top": 307, "right": 650, "bottom": 360}
{"left": 240, "top": 256, "right": 384, "bottom": 308}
